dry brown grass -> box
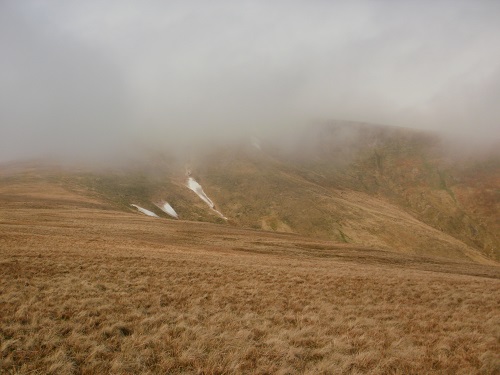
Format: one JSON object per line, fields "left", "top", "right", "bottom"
{"left": 1, "top": 179, "right": 499, "bottom": 374}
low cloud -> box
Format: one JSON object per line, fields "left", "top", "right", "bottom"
{"left": 1, "top": 0, "right": 499, "bottom": 162}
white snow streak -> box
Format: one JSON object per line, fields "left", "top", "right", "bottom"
{"left": 211, "top": 208, "right": 228, "bottom": 220}
{"left": 186, "top": 177, "right": 227, "bottom": 220}
{"left": 130, "top": 204, "right": 159, "bottom": 218}
{"left": 186, "top": 177, "right": 215, "bottom": 208}
{"left": 155, "top": 201, "right": 179, "bottom": 219}
{"left": 251, "top": 136, "right": 261, "bottom": 150}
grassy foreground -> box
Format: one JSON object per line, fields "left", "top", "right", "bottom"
{"left": 1, "top": 179, "right": 499, "bottom": 374}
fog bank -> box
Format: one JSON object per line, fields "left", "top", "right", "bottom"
{"left": 1, "top": 0, "right": 499, "bottom": 162}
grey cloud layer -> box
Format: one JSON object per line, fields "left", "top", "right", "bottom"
{"left": 1, "top": 0, "right": 499, "bottom": 161}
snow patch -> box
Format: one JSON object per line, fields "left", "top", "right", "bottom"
{"left": 212, "top": 208, "right": 228, "bottom": 220}
{"left": 130, "top": 204, "right": 159, "bottom": 218}
{"left": 251, "top": 136, "right": 262, "bottom": 150}
{"left": 155, "top": 201, "right": 179, "bottom": 219}
{"left": 186, "top": 177, "right": 227, "bottom": 220}
{"left": 187, "top": 177, "right": 214, "bottom": 208}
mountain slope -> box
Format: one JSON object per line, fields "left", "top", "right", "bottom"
{"left": 1, "top": 122, "right": 497, "bottom": 263}
{"left": 187, "top": 123, "right": 498, "bottom": 262}
{"left": 1, "top": 175, "right": 499, "bottom": 374}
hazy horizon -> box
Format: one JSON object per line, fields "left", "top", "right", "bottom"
{"left": 1, "top": 0, "right": 499, "bottom": 162}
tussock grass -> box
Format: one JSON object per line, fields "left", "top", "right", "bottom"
{"left": 1, "top": 180, "right": 499, "bottom": 374}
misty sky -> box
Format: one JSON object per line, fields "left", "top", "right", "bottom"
{"left": 1, "top": 0, "right": 499, "bottom": 161}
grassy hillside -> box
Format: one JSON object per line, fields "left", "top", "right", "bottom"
{"left": 191, "top": 124, "right": 499, "bottom": 261}
{"left": 1, "top": 175, "right": 499, "bottom": 374}
{"left": 2, "top": 122, "right": 497, "bottom": 262}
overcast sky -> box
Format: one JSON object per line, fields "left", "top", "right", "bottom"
{"left": 1, "top": 0, "right": 499, "bottom": 161}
